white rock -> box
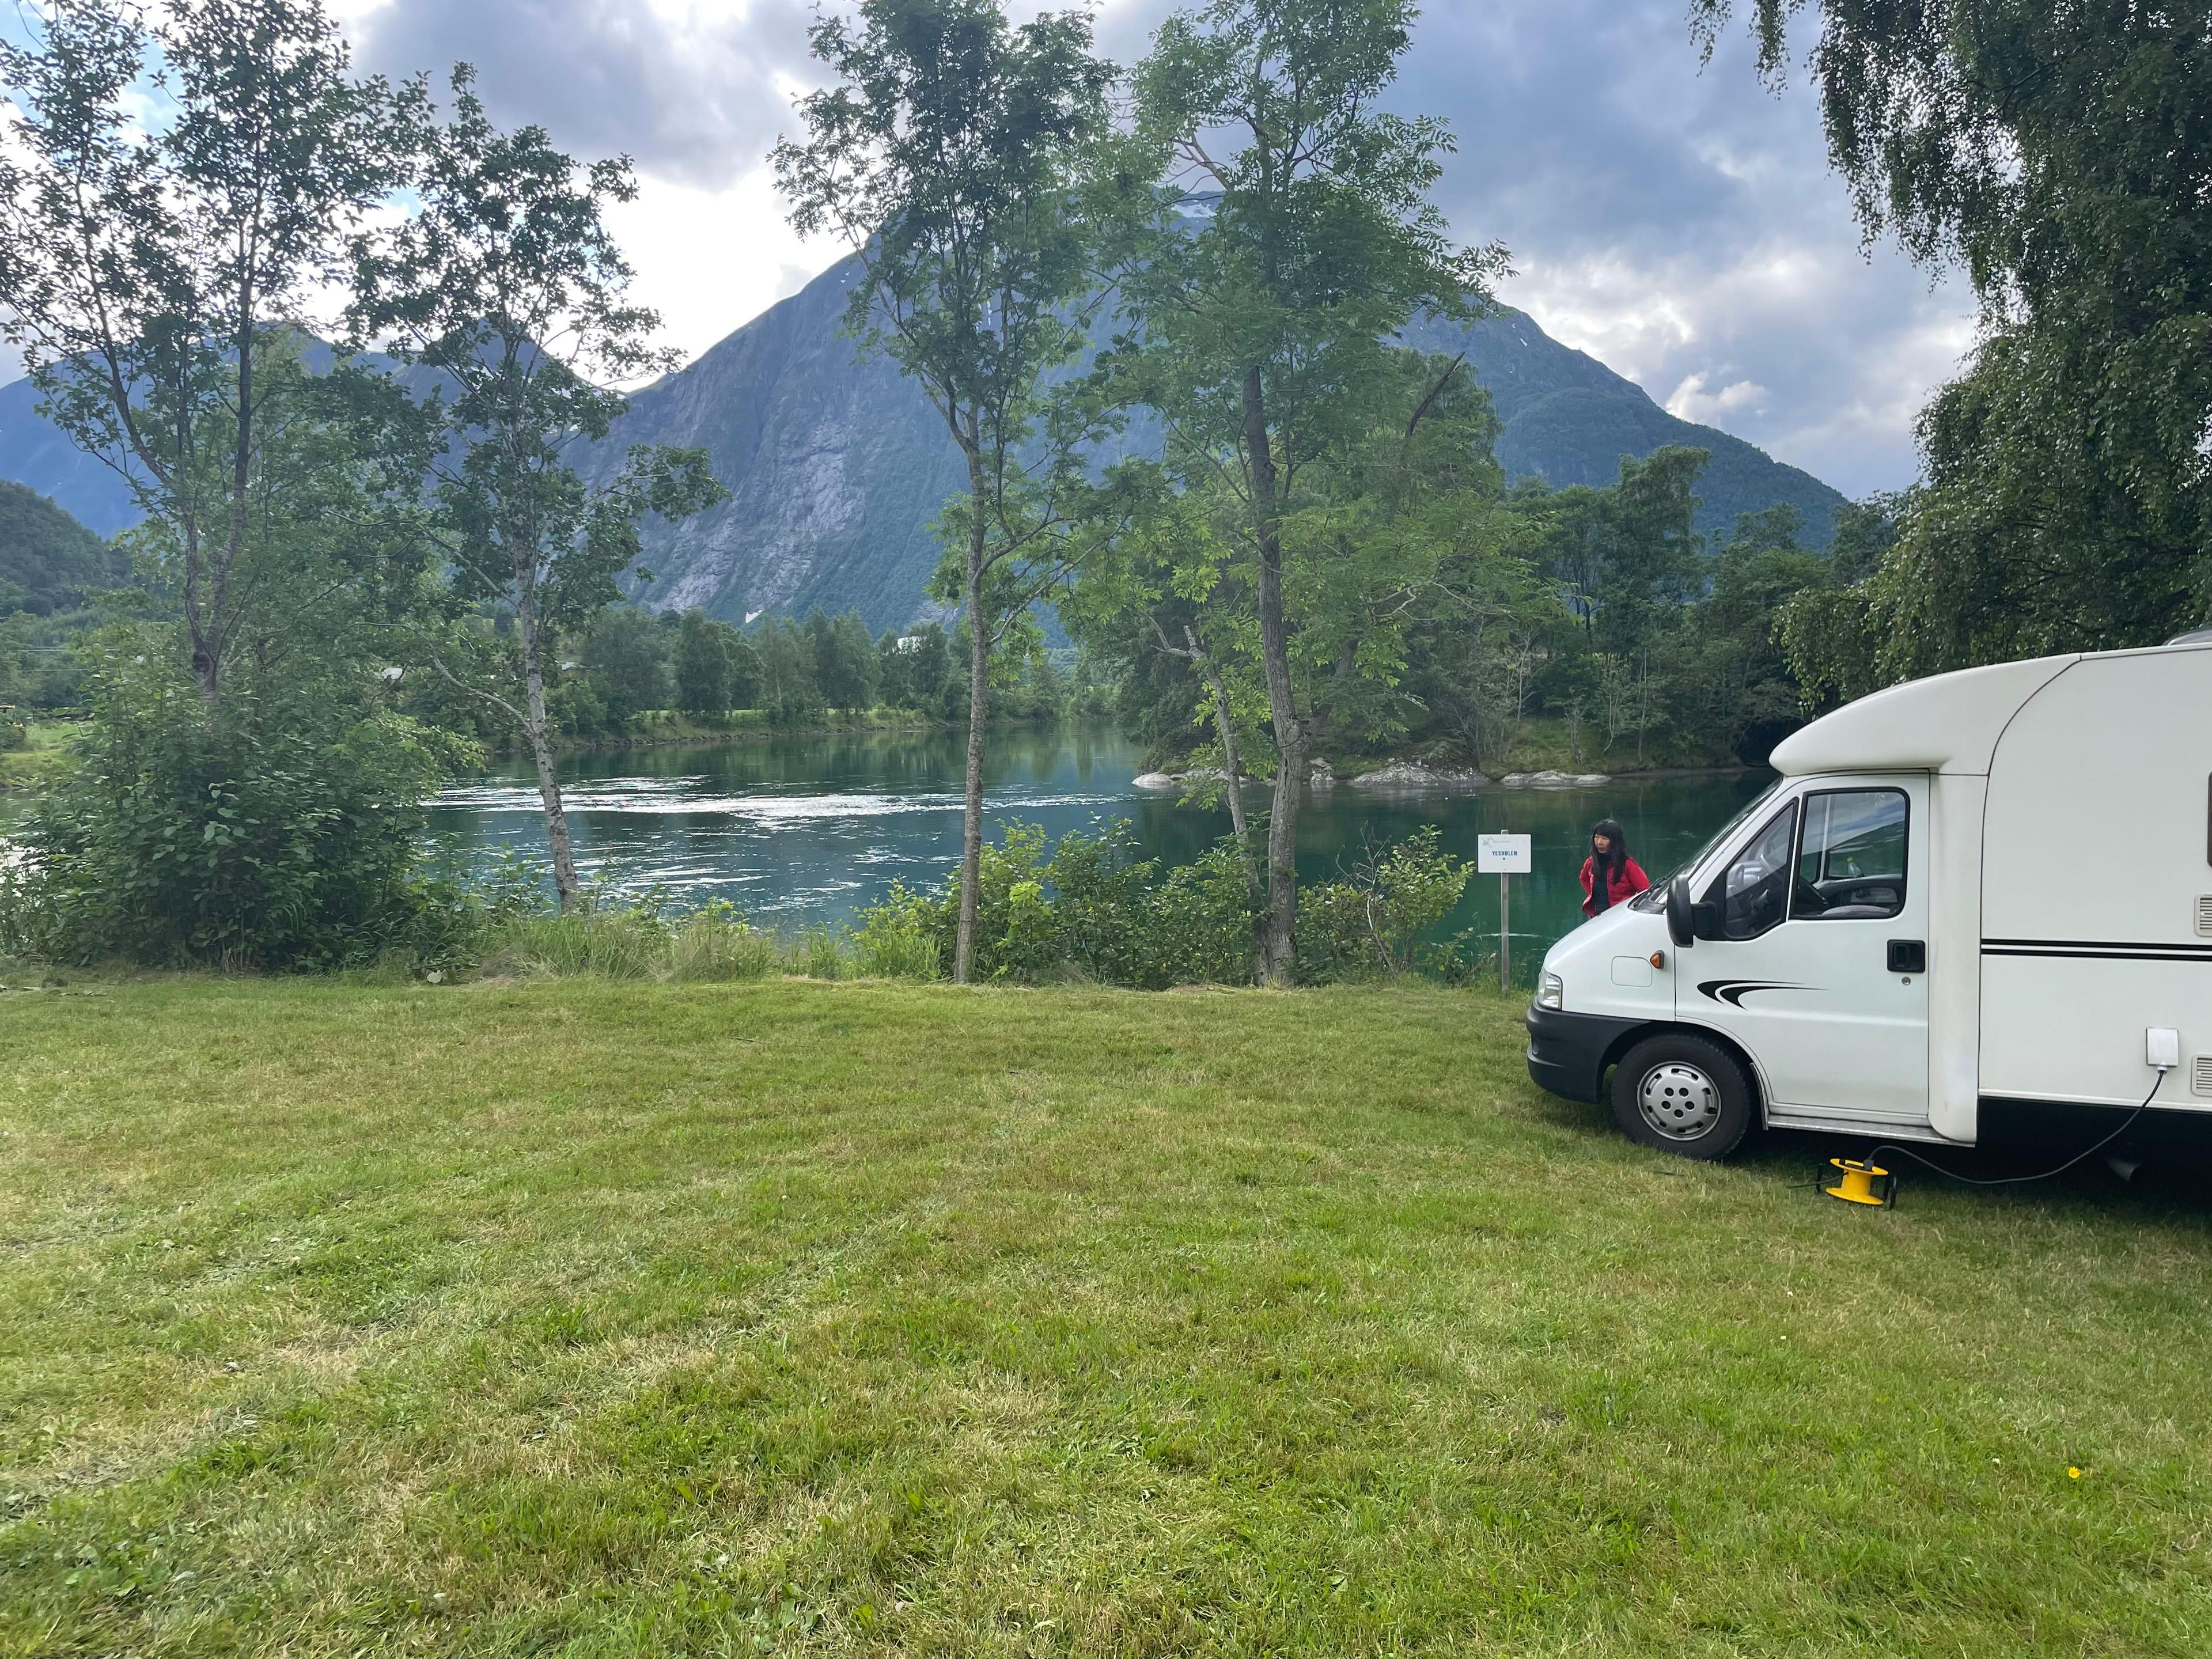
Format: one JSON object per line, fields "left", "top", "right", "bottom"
{"left": 1574, "top": 772, "right": 1611, "bottom": 785}
{"left": 1308, "top": 759, "right": 1336, "bottom": 790}
{"left": 1132, "top": 771, "right": 1183, "bottom": 793}
{"left": 1347, "top": 761, "right": 1491, "bottom": 793}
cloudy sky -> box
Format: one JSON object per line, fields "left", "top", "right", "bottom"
{"left": 13, "top": 1, "right": 1980, "bottom": 499}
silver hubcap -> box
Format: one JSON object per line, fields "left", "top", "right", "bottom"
{"left": 1638, "top": 1061, "right": 1722, "bottom": 1141}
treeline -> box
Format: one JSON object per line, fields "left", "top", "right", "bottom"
{"left": 398, "top": 608, "right": 1080, "bottom": 748}
{"left": 0, "top": 481, "right": 130, "bottom": 727}
{"left": 1086, "top": 442, "right": 1895, "bottom": 779}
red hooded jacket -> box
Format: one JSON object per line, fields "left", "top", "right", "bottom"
{"left": 1580, "top": 855, "right": 1650, "bottom": 916}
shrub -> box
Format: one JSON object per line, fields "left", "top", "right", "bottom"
{"left": 855, "top": 820, "right": 1259, "bottom": 988}
{"left": 850, "top": 887, "right": 942, "bottom": 979}
{"left": 0, "top": 651, "right": 467, "bottom": 969}
{"left": 1295, "top": 827, "right": 1472, "bottom": 983}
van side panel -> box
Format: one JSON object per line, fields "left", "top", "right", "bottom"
{"left": 1928, "top": 773, "right": 1985, "bottom": 1142}
{"left": 1979, "top": 649, "right": 2212, "bottom": 1111}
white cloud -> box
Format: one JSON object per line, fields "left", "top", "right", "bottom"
{"left": 5, "top": 0, "right": 1986, "bottom": 499}
{"left": 1666, "top": 374, "right": 1768, "bottom": 422}
{"left": 603, "top": 169, "right": 841, "bottom": 369}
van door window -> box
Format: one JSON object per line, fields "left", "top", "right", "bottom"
{"left": 1710, "top": 802, "right": 1798, "bottom": 940}
{"left": 1792, "top": 789, "right": 1908, "bottom": 920}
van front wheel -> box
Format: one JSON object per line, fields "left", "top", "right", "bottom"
{"left": 1610, "top": 1035, "right": 1753, "bottom": 1160}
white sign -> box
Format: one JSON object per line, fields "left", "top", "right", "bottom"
{"left": 1478, "top": 834, "right": 1532, "bottom": 874}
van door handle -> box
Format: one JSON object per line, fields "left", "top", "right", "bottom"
{"left": 1887, "top": 940, "right": 1926, "bottom": 974}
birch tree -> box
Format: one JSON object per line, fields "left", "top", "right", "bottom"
{"left": 348, "top": 70, "right": 722, "bottom": 910}
{"left": 0, "top": 0, "right": 408, "bottom": 709}
{"left": 774, "top": 0, "right": 1119, "bottom": 984}
{"left": 1118, "top": 0, "right": 1501, "bottom": 983}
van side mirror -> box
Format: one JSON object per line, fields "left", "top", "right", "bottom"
{"left": 1666, "top": 877, "right": 1695, "bottom": 948}
{"left": 1692, "top": 900, "right": 1725, "bottom": 941}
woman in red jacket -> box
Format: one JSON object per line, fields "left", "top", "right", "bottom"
{"left": 1580, "top": 817, "right": 1650, "bottom": 917}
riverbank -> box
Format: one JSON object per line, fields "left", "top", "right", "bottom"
{"left": 3, "top": 977, "right": 2206, "bottom": 1656}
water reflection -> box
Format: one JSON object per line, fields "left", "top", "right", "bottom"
{"left": 426, "top": 728, "right": 1770, "bottom": 965}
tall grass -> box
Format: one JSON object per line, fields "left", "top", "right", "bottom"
{"left": 484, "top": 899, "right": 938, "bottom": 984}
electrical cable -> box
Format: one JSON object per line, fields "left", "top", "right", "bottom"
{"left": 1859, "top": 1068, "right": 2172, "bottom": 1190}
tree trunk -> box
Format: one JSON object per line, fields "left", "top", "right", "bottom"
{"left": 953, "top": 461, "right": 991, "bottom": 985}
{"left": 1242, "top": 366, "right": 1302, "bottom": 987}
{"left": 1186, "top": 623, "right": 1260, "bottom": 903}
{"left": 516, "top": 595, "right": 581, "bottom": 909}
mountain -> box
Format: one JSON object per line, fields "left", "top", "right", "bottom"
{"left": 0, "top": 260, "right": 1849, "bottom": 635}
{"left": 589, "top": 261, "right": 1847, "bottom": 631}
{"left": 0, "top": 479, "right": 126, "bottom": 615}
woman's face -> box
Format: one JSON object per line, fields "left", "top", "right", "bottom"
{"left": 1592, "top": 833, "right": 1613, "bottom": 856}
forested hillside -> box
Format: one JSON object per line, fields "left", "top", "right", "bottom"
{"left": 0, "top": 480, "right": 122, "bottom": 615}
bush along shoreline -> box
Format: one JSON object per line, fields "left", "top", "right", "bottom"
{"left": 468, "top": 820, "right": 1481, "bottom": 990}
{"left": 1, "top": 805, "right": 1486, "bottom": 988}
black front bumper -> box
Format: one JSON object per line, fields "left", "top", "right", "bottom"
{"left": 1525, "top": 1003, "right": 1647, "bottom": 1103}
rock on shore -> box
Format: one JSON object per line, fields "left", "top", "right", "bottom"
{"left": 1346, "top": 761, "right": 1493, "bottom": 793}
{"left": 1499, "top": 770, "right": 1611, "bottom": 787}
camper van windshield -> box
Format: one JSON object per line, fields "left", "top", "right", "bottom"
{"left": 1633, "top": 778, "right": 1783, "bottom": 903}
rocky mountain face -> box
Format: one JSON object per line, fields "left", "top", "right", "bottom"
{"left": 0, "top": 257, "right": 1847, "bottom": 634}
{"left": 598, "top": 259, "right": 1847, "bottom": 633}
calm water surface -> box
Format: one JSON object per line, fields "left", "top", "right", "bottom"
{"left": 427, "top": 729, "right": 1771, "bottom": 968}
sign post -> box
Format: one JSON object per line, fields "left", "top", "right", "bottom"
{"left": 1478, "top": 834, "right": 1533, "bottom": 993}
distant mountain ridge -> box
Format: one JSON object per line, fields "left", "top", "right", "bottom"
{"left": 0, "top": 258, "right": 1847, "bottom": 633}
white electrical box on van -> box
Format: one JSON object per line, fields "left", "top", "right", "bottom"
{"left": 1525, "top": 635, "right": 2212, "bottom": 1159}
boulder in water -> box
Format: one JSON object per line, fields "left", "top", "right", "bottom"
{"left": 1346, "top": 760, "right": 1491, "bottom": 793}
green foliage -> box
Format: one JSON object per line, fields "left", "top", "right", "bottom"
{"left": 753, "top": 615, "right": 830, "bottom": 727}
{"left": 1105, "top": 0, "right": 1508, "bottom": 982}
{"left": 1293, "top": 826, "right": 1472, "bottom": 983}
{"left": 0, "top": 641, "right": 466, "bottom": 969}
{"left": 1694, "top": 1, "right": 2212, "bottom": 672}
{"left": 580, "top": 609, "right": 674, "bottom": 724}
{"left": 673, "top": 609, "right": 761, "bottom": 717}
{"left": 847, "top": 891, "right": 944, "bottom": 979}
{"left": 809, "top": 608, "right": 880, "bottom": 709}
{"left": 1089, "top": 437, "right": 1860, "bottom": 777}
{"left": 874, "top": 622, "right": 955, "bottom": 711}
{"left": 855, "top": 819, "right": 1264, "bottom": 988}
{"left": 346, "top": 67, "right": 722, "bottom": 902}
{"left": 777, "top": 0, "right": 1128, "bottom": 981}
{"left": 0, "top": 0, "right": 418, "bottom": 709}
{"left": 0, "top": 480, "right": 123, "bottom": 617}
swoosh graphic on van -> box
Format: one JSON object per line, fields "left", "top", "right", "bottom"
{"left": 1697, "top": 979, "right": 1815, "bottom": 1007}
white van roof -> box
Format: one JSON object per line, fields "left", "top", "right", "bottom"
{"left": 1770, "top": 654, "right": 2073, "bottom": 777}
{"left": 1770, "top": 638, "right": 2211, "bottom": 777}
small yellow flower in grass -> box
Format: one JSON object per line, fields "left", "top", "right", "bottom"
{"left": 2069, "top": 1467, "right": 2083, "bottom": 1479}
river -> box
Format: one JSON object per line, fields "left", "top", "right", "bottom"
{"left": 426, "top": 728, "right": 1771, "bottom": 972}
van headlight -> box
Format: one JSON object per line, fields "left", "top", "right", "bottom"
{"left": 1537, "top": 971, "right": 1563, "bottom": 1010}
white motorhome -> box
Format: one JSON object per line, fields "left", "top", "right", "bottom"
{"left": 1525, "top": 635, "right": 2212, "bottom": 1159}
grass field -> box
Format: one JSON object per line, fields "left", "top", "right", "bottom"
{"left": 3, "top": 977, "right": 2210, "bottom": 1656}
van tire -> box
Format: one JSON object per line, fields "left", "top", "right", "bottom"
{"left": 1610, "top": 1034, "right": 1754, "bottom": 1160}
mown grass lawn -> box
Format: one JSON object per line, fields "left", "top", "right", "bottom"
{"left": 2, "top": 977, "right": 2209, "bottom": 1657}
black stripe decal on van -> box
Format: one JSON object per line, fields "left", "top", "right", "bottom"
{"left": 1984, "top": 939, "right": 2212, "bottom": 962}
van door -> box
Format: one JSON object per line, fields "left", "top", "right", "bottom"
{"left": 1679, "top": 774, "right": 1931, "bottom": 1123}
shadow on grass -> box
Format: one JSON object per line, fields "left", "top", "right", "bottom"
{"left": 1751, "top": 1124, "right": 2212, "bottom": 1230}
